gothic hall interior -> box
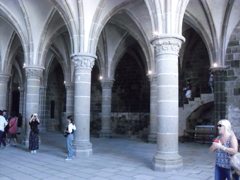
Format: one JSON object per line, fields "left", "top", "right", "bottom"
{"left": 0, "top": 0, "right": 240, "bottom": 172}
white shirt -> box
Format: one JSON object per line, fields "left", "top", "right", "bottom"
{"left": 0, "top": 115, "right": 7, "bottom": 131}
{"left": 68, "top": 123, "right": 76, "bottom": 133}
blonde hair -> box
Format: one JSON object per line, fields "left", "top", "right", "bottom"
{"left": 218, "top": 119, "right": 232, "bottom": 133}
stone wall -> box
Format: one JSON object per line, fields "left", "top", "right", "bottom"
{"left": 225, "top": 22, "right": 240, "bottom": 137}
{"left": 90, "top": 112, "right": 150, "bottom": 136}
{"left": 112, "top": 54, "right": 150, "bottom": 112}
{"left": 90, "top": 54, "right": 150, "bottom": 134}
{"left": 228, "top": 106, "right": 240, "bottom": 138}
{"left": 90, "top": 53, "right": 150, "bottom": 116}
{"left": 46, "top": 66, "right": 65, "bottom": 131}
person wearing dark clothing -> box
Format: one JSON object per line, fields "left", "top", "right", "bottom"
{"left": 208, "top": 72, "right": 214, "bottom": 93}
{"left": 3, "top": 110, "right": 9, "bottom": 121}
{"left": 29, "top": 113, "right": 40, "bottom": 153}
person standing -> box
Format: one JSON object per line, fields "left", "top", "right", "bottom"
{"left": 0, "top": 110, "right": 8, "bottom": 149}
{"left": 29, "top": 113, "right": 40, "bottom": 153}
{"left": 3, "top": 110, "right": 9, "bottom": 121}
{"left": 184, "top": 80, "right": 192, "bottom": 102}
{"left": 64, "top": 116, "right": 76, "bottom": 160}
{"left": 208, "top": 72, "right": 214, "bottom": 93}
{"left": 7, "top": 112, "right": 18, "bottom": 147}
{"left": 209, "top": 119, "right": 239, "bottom": 180}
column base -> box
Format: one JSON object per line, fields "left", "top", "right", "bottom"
{"left": 148, "top": 133, "right": 157, "bottom": 143}
{"left": 152, "top": 153, "right": 183, "bottom": 172}
{"left": 99, "top": 130, "right": 112, "bottom": 138}
{"left": 74, "top": 141, "right": 92, "bottom": 157}
{"left": 22, "top": 139, "right": 29, "bottom": 147}
{"left": 39, "top": 126, "right": 47, "bottom": 132}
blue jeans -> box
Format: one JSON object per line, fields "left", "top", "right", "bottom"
{"left": 215, "top": 165, "right": 239, "bottom": 180}
{"left": 0, "top": 130, "right": 6, "bottom": 147}
{"left": 67, "top": 134, "right": 74, "bottom": 158}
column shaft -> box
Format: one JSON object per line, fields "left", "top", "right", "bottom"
{"left": 65, "top": 83, "right": 74, "bottom": 117}
{"left": 151, "top": 36, "right": 184, "bottom": 172}
{"left": 19, "top": 89, "right": 25, "bottom": 132}
{"left": 212, "top": 68, "right": 227, "bottom": 134}
{"left": 72, "top": 53, "right": 96, "bottom": 157}
{"left": 0, "top": 74, "right": 10, "bottom": 110}
{"left": 148, "top": 74, "right": 157, "bottom": 143}
{"left": 100, "top": 79, "right": 114, "bottom": 138}
{"left": 39, "top": 86, "right": 47, "bottom": 131}
{"left": 22, "top": 68, "right": 43, "bottom": 146}
{"left": 64, "top": 83, "right": 74, "bottom": 131}
{"left": 19, "top": 89, "right": 24, "bottom": 116}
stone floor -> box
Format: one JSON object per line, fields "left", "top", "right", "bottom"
{"left": 0, "top": 132, "right": 215, "bottom": 180}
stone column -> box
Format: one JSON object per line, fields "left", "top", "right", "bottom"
{"left": 99, "top": 79, "right": 114, "bottom": 138}
{"left": 147, "top": 74, "right": 157, "bottom": 143}
{"left": 211, "top": 67, "right": 227, "bottom": 134}
{"left": 19, "top": 88, "right": 25, "bottom": 133}
{"left": 0, "top": 74, "right": 10, "bottom": 110}
{"left": 71, "top": 53, "right": 96, "bottom": 157}
{"left": 22, "top": 67, "right": 43, "bottom": 146}
{"left": 23, "top": 83, "right": 27, "bottom": 131}
{"left": 64, "top": 82, "right": 74, "bottom": 131}
{"left": 151, "top": 35, "right": 185, "bottom": 172}
{"left": 8, "top": 83, "right": 12, "bottom": 115}
{"left": 19, "top": 89, "right": 24, "bottom": 116}
{"left": 39, "top": 86, "right": 47, "bottom": 132}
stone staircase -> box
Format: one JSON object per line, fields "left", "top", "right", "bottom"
{"left": 179, "top": 93, "right": 214, "bottom": 136}
{"left": 130, "top": 94, "right": 214, "bottom": 140}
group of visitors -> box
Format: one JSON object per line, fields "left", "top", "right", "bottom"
{"left": 0, "top": 110, "right": 22, "bottom": 148}
{"left": 0, "top": 111, "right": 76, "bottom": 160}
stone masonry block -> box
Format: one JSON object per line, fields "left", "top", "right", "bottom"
{"left": 231, "top": 46, "right": 240, "bottom": 53}
{"left": 236, "top": 82, "right": 240, "bottom": 88}
{"left": 225, "top": 61, "right": 231, "bottom": 66}
{"left": 234, "top": 88, "right": 240, "bottom": 95}
{"left": 234, "top": 53, "right": 240, "bottom": 60}
{"left": 231, "top": 60, "right": 240, "bottom": 67}
{"left": 226, "top": 48, "right": 232, "bottom": 53}
{"left": 229, "top": 34, "right": 237, "bottom": 41}
{"left": 226, "top": 76, "right": 238, "bottom": 81}
{"left": 228, "top": 41, "right": 240, "bottom": 46}
{"left": 226, "top": 54, "right": 234, "bottom": 61}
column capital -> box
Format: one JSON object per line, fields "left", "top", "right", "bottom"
{"left": 100, "top": 79, "right": 114, "bottom": 89}
{"left": 151, "top": 34, "right": 185, "bottom": 53}
{"left": 147, "top": 74, "right": 157, "bottom": 82}
{"left": 65, "top": 82, "right": 74, "bottom": 90}
{"left": 71, "top": 53, "right": 96, "bottom": 69}
{"left": 210, "top": 66, "right": 229, "bottom": 72}
{"left": 0, "top": 74, "right": 10, "bottom": 83}
{"left": 25, "top": 67, "right": 44, "bottom": 78}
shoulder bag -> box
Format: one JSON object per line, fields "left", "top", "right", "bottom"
{"left": 230, "top": 153, "right": 240, "bottom": 175}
